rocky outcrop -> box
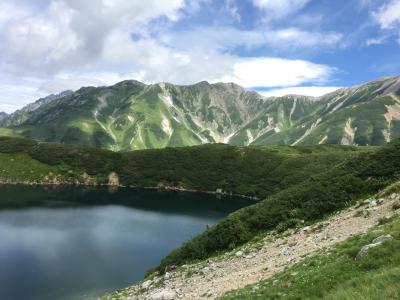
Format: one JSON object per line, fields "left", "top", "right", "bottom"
{"left": 355, "top": 234, "right": 393, "bottom": 260}
{"left": 107, "top": 172, "right": 119, "bottom": 186}
{"left": 80, "top": 172, "right": 97, "bottom": 186}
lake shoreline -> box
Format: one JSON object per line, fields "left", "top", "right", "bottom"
{"left": 0, "top": 180, "right": 260, "bottom": 201}
{"left": 0, "top": 186, "right": 249, "bottom": 300}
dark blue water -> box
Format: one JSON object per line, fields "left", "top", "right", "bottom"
{"left": 0, "top": 186, "right": 253, "bottom": 300}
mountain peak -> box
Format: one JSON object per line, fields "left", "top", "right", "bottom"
{"left": 1, "top": 75, "right": 400, "bottom": 149}
{"left": 114, "top": 80, "right": 147, "bottom": 88}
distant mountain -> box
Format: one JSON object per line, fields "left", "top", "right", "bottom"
{"left": 0, "top": 90, "right": 73, "bottom": 127}
{"left": 0, "top": 112, "right": 7, "bottom": 121}
{"left": 0, "top": 76, "right": 399, "bottom": 149}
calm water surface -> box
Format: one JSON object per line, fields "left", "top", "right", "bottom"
{"left": 0, "top": 186, "right": 253, "bottom": 300}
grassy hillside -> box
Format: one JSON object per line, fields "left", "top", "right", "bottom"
{"left": 152, "top": 139, "right": 400, "bottom": 273}
{"left": 0, "top": 137, "right": 366, "bottom": 199}
{"left": 222, "top": 213, "right": 400, "bottom": 300}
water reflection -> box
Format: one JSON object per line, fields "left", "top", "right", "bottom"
{"left": 0, "top": 186, "right": 253, "bottom": 300}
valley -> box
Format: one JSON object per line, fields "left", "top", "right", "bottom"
{"left": 1, "top": 76, "right": 400, "bottom": 300}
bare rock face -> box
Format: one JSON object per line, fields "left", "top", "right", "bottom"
{"left": 108, "top": 171, "right": 119, "bottom": 186}
{"left": 80, "top": 172, "right": 96, "bottom": 185}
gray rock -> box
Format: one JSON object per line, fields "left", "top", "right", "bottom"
{"left": 141, "top": 279, "right": 152, "bottom": 289}
{"left": 165, "top": 265, "right": 177, "bottom": 272}
{"left": 235, "top": 251, "right": 243, "bottom": 257}
{"left": 150, "top": 289, "right": 177, "bottom": 300}
{"left": 355, "top": 234, "right": 393, "bottom": 260}
{"left": 281, "top": 247, "right": 290, "bottom": 256}
{"left": 355, "top": 244, "right": 379, "bottom": 260}
{"left": 372, "top": 234, "right": 393, "bottom": 244}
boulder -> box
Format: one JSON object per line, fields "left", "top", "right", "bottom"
{"left": 235, "top": 251, "right": 243, "bottom": 257}
{"left": 141, "top": 279, "right": 152, "bottom": 289}
{"left": 372, "top": 234, "right": 393, "bottom": 244}
{"left": 355, "top": 234, "right": 393, "bottom": 260}
{"left": 150, "top": 289, "right": 177, "bottom": 300}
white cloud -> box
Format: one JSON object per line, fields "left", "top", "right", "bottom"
{"left": 225, "top": 0, "right": 241, "bottom": 21}
{"left": 0, "top": 83, "right": 47, "bottom": 113}
{"left": 162, "top": 27, "right": 343, "bottom": 52}
{"left": 252, "top": 0, "right": 311, "bottom": 19}
{"left": 219, "top": 57, "right": 335, "bottom": 88}
{"left": 0, "top": 0, "right": 188, "bottom": 75}
{"left": 0, "top": 0, "right": 340, "bottom": 113}
{"left": 371, "top": 0, "right": 400, "bottom": 45}
{"left": 263, "top": 28, "right": 343, "bottom": 48}
{"left": 373, "top": 0, "right": 400, "bottom": 29}
{"left": 366, "top": 36, "right": 387, "bottom": 46}
{"left": 260, "top": 86, "right": 342, "bottom": 97}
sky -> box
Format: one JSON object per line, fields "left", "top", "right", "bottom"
{"left": 0, "top": 0, "right": 400, "bottom": 113}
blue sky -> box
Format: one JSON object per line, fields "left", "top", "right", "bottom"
{"left": 0, "top": 0, "right": 399, "bottom": 113}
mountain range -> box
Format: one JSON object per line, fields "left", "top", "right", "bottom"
{"left": 0, "top": 76, "right": 399, "bottom": 150}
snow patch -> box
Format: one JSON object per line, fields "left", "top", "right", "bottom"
{"left": 341, "top": 118, "right": 357, "bottom": 145}
{"left": 223, "top": 132, "right": 236, "bottom": 144}
{"left": 161, "top": 115, "right": 173, "bottom": 136}
{"left": 246, "top": 130, "right": 254, "bottom": 144}
{"left": 92, "top": 94, "right": 117, "bottom": 143}
{"left": 318, "top": 135, "right": 328, "bottom": 144}
{"left": 161, "top": 94, "right": 174, "bottom": 108}
{"left": 289, "top": 98, "right": 297, "bottom": 125}
{"left": 292, "top": 118, "right": 322, "bottom": 146}
{"left": 384, "top": 101, "right": 400, "bottom": 142}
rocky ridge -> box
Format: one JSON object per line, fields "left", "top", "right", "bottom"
{"left": 1, "top": 76, "right": 400, "bottom": 149}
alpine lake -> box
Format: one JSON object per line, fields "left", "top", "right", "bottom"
{"left": 0, "top": 185, "right": 253, "bottom": 300}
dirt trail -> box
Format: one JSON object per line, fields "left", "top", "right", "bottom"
{"left": 105, "top": 194, "right": 400, "bottom": 300}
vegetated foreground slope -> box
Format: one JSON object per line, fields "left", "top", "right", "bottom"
{"left": 221, "top": 206, "right": 400, "bottom": 300}
{"left": 0, "top": 136, "right": 366, "bottom": 200}
{"left": 152, "top": 138, "right": 400, "bottom": 273}
{"left": 103, "top": 191, "right": 400, "bottom": 300}
{"left": 0, "top": 76, "right": 399, "bottom": 149}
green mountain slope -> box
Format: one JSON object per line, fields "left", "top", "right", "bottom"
{"left": 0, "top": 136, "right": 365, "bottom": 200}
{"left": 1, "top": 76, "right": 399, "bottom": 149}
